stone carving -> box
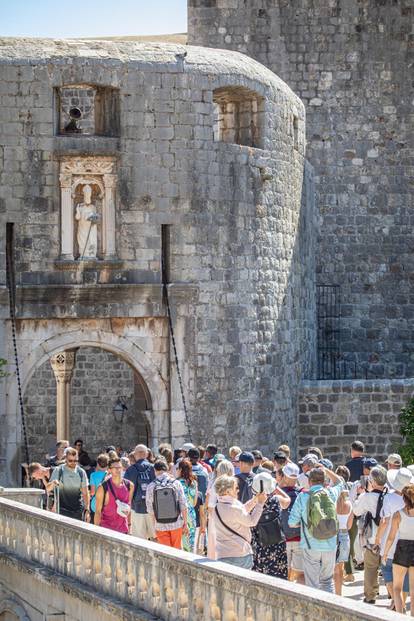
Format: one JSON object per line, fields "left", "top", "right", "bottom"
{"left": 59, "top": 157, "right": 116, "bottom": 260}
{"left": 75, "top": 184, "right": 99, "bottom": 259}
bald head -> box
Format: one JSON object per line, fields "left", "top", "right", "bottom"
{"left": 134, "top": 444, "right": 148, "bottom": 459}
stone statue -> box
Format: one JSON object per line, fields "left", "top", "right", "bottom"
{"left": 75, "top": 184, "right": 98, "bottom": 259}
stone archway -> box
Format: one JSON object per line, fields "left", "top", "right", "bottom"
{"left": 6, "top": 327, "right": 170, "bottom": 482}
{"left": 24, "top": 346, "right": 154, "bottom": 461}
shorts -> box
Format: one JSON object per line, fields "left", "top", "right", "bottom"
{"left": 393, "top": 539, "right": 414, "bottom": 569}
{"left": 130, "top": 512, "right": 155, "bottom": 539}
{"left": 382, "top": 558, "right": 409, "bottom": 592}
{"left": 218, "top": 554, "right": 253, "bottom": 570}
{"left": 286, "top": 541, "right": 304, "bottom": 572}
{"left": 336, "top": 530, "right": 350, "bottom": 563}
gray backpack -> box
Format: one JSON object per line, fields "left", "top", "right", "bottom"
{"left": 153, "top": 480, "right": 180, "bottom": 524}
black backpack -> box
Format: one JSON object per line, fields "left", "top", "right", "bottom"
{"left": 256, "top": 506, "right": 285, "bottom": 547}
{"left": 153, "top": 480, "right": 180, "bottom": 524}
{"left": 280, "top": 487, "right": 301, "bottom": 540}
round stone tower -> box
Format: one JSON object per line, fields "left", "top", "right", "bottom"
{"left": 0, "top": 39, "right": 314, "bottom": 478}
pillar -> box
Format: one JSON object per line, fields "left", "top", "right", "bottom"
{"left": 50, "top": 350, "right": 77, "bottom": 441}
{"left": 59, "top": 173, "right": 74, "bottom": 260}
{"left": 102, "top": 173, "right": 116, "bottom": 258}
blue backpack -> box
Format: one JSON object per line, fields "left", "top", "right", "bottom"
{"left": 192, "top": 463, "right": 208, "bottom": 501}
{"left": 280, "top": 487, "right": 301, "bottom": 540}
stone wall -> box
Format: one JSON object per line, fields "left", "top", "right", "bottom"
{"left": 0, "top": 496, "right": 403, "bottom": 621}
{"left": 24, "top": 346, "right": 149, "bottom": 463}
{"left": 0, "top": 39, "right": 315, "bottom": 474}
{"left": 188, "top": 0, "right": 414, "bottom": 379}
{"left": 298, "top": 378, "right": 413, "bottom": 465}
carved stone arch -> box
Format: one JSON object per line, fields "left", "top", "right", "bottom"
{"left": 0, "top": 597, "right": 31, "bottom": 620}
{"left": 71, "top": 176, "right": 104, "bottom": 199}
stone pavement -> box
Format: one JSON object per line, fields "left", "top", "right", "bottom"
{"left": 343, "top": 569, "right": 411, "bottom": 614}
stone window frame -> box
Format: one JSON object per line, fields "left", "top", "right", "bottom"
{"left": 59, "top": 156, "right": 117, "bottom": 261}
{"left": 54, "top": 84, "right": 120, "bottom": 137}
{"left": 212, "top": 86, "right": 265, "bottom": 148}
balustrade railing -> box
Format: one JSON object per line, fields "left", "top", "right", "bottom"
{"left": 0, "top": 497, "right": 399, "bottom": 621}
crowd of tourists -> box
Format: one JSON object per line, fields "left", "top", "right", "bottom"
{"left": 28, "top": 439, "right": 414, "bottom": 615}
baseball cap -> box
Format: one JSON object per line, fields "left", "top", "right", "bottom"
{"left": 319, "top": 458, "right": 333, "bottom": 470}
{"left": 386, "top": 453, "right": 402, "bottom": 467}
{"left": 238, "top": 451, "right": 255, "bottom": 464}
{"left": 299, "top": 454, "right": 319, "bottom": 467}
{"left": 252, "top": 450, "right": 263, "bottom": 460}
{"left": 273, "top": 450, "right": 288, "bottom": 461}
{"left": 282, "top": 462, "right": 300, "bottom": 478}
{"left": 387, "top": 467, "right": 414, "bottom": 492}
{"left": 363, "top": 457, "right": 378, "bottom": 469}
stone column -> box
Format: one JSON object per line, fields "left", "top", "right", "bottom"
{"left": 102, "top": 173, "right": 116, "bottom": 258}
{"left": 59, "top": 173, "right": 74, "bottom": 260}
{"left": 50, "top": 350, "right": 76, "bottom": 440}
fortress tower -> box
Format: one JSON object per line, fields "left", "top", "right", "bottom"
{"left": 189, "top": 0, "right": 414, "bottom": 380}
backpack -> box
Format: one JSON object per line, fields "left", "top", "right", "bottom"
{"left": 153, "top": 480, "right": 180, "bottom": 524}
{"left": 256, "top": 506, "right": 285, "bottom": 547}
{"left": 236, "top": 472, "right": 254, "bottom": 504}
{"left": 192, "top": 464, "right": 208, "bottom": 501}
{"left": 131, "top": 462, "right": 154, "bottom": 504}
{"left": 306, "top": 488, "right": 338, "bottom": 540}
{"left": 280, "top": 487, "right": 301, "bottom": 540}
{"left": 363, "top": 488, "right": 388, "bottom": 540}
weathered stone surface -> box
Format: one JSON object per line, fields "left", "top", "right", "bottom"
{"left": 189, "top": 0, "right": 414, "bottom": 379}
{"left": 298, "top": 379, "right": 414, "bottom": 464}
{"left": 0, "top": 39, "right": 315, "bottom": 481}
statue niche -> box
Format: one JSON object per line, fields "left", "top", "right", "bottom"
{"left": 74, "top": 183, "right": 101, "bottom": 259}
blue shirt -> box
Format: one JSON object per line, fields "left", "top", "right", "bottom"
{"left": 90, "top": 470, "right": 106, "bottom": 512}
{"left": 288, "top": 482, "right": 343, "bottom": 551}
{"left": 124, "top": 459, "right": 155, "bottom": 514}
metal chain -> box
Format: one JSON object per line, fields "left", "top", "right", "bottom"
{"left": 6, "top": 240, "right": 30, "bottom": 468}
{"left": 161, "top": 254, "right": 192, "bottom": 443}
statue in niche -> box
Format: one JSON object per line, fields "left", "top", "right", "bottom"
{"left": 75, "top": 184, "right": 99, "bottom": 259}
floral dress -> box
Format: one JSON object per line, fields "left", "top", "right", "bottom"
{"left": 179, "top": 478, "right": 197, "bottom": 552}
{"left": 251, "top": 494, "right": 288, "bottom": 579}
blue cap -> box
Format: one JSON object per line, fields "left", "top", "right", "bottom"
{"left": 319, "top": 458, "right": 333, "bottom": 469}
{"left": 363, "top": 457, "right": 378, "bottom": 469}
{"left": 237, "top": 451, "right": 255, "bottom": 464}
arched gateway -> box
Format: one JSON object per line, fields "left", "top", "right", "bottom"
{"left": 5, "top": 326, "right": 170, "bottom": 485}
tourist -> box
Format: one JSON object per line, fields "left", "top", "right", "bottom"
{"left": 353, "top": 465, "right": 388, "bottom": 604}
{"left": 252, "top": 450, "right": 265, "bottom": 474}
{"left": 273, "top": 450, "right": 288, "bottom": 471}
{"left": 251, "top": 472, "right": 289, "bottom": 578}
{"left": 308, "top": 446, "right": 323, "bottom": 460}
{"left": 124, "top": 444, "right": 156, "bottom": 540}
{"left": 261, "top": 459, "right": 275, "bottom": 472}
{"left": 94, "top": 457, "right": 134, "bottom": 534}
{"left": 288, "top": 465, "right": 344, "bottom": 593}
{"left": 386, "top": 453, "right": 403, "bottom": 470}
{"left": 235, "top": 452, "right": 255, "bottom": 503}
{"left": 49, "top": 447, "right": 90, "bottom": 521}
{"left": 206, "top": 459, "right": 235, "bottom": 559}
{"left": 73, "top": 438, "right": 94, "bottom": 473}
{"left": 378, "top": 468, "right": 413, "bottom": 610}
{"left": 333, "top": 466, "right": 352, "bottom": 596}
{"left": 128, "top": 451, "right": 136, "bottom": 465}
{"left": 159, "top": 445, "right": 174, "bottom": 474}
{"left": 176, "top": 458, "right": 198, "bottom": 552}
{"left": 46, "top": 440, "right": 69, "bottom": 468}
{"left": 188, "top": 448, "right": 208, "bottom": 501}
{"left": 194, "top": 489, "right": 207, "bottom": 554}
{"left": 213, "top": 474, "right": 267, "bottom": 569}
{"left": 198, "top": 445, "right": 213, "bottom": 474}
{"left": 121, "top": 456, "right": 130, "bottom": 473}
{"left": 181, "top": 442, "right": 195, "bottom": 457}
{"left": 204, "top": 444, "right": 218, "bottom": 467}
{"left": 345, "top": 441, "right": 365, "bottom": 482}
{"left": 297, "top": 454, "right": 318, "bottom": 490}
{"left": 279, "top": 462, "right": 304, "bottom": 583}
{"left": 146, "top": 448, "right": 156, "bottom": 464}
{"left": 382, "top": 483, "right": 414, "bottom": 614}
{"left": 229, "top": 445, "right": 242, "bottom": 473}
{"left": 146, "top": 459, "right": 188, "bottom": 549}
{"left": 28, "top": 462, "right": 52, "bottom": 508}
{"left": 277, "top": 444, "right": 291, "bottom": 460}
{"left": 89, "top": 453, "right": 109, "bottom": 522}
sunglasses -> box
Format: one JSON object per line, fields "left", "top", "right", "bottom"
{"left": 67, "top": 458, "right": 78, "bottom": 463}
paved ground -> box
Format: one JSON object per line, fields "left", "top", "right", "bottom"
{"left": 342, "top": 569, "right": 411, "bottom": 614}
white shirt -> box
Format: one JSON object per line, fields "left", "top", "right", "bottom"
{"left": 297, "top": 472, "right": 309, "bottom": 490}
{"left": 353, "top": 490, "right": 386, "bottom": 545}
{"left": 380, "top": 492, "right": 405, "bottom": 558}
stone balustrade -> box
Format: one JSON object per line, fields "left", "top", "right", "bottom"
{"left": 0, "top": 497, "right": 400, "bottom": 621}
{"left": 0, "top": 488, "right": 44, "bottom": 508}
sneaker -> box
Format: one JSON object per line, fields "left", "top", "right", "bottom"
{"left": 363, "top": 599, "right": 376, "bottom": 604}
{"left": 343, "top": 574, "right": 355, "bottom": 583}
{"left": 355, "top": 562, "right": 365, "bottom": 570}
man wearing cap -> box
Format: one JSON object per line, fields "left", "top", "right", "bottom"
{"left": 297, "top": 454, "right": 319, "bottom": 490}
{"left": 378, "top": 467, "right": 413, "bottom": 608}
{"left": 235, "top": 452, "right": 255, "bottom": 504}
{"left": 353, "top": 465, "right": 388, "bottom": 604}
{"left": 345, "top": 441, "right": 366, "bottom": 482}
{"left": 273, "top": 450, "right": 288, "bottom": 470}
{"left": 279, "top": 462, "right": 305, "bottom": 583}
{"left": 386, "top": 453, "right": 403, "bottom": 470}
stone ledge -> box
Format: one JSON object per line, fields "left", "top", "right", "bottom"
{"left": 53, "top": 135, "right": 121, "bottom": 156}
{"left": 300, "top": 378, "right": 414, "bottom": 392}
{"left": 54, "top": 259, "right": 125, "bottom": 271}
